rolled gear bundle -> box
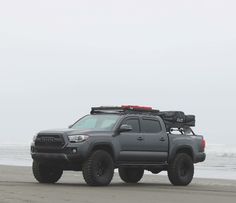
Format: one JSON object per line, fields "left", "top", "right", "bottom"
{"left": 158, "top": 111, "right": 195, "bottom": 130}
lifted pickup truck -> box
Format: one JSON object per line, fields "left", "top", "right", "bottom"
{"left": 31, "top": 105, "right": 206, "bottom": 186}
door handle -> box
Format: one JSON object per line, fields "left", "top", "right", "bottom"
{"left": 160, "top": 137, "right": 166, "bottom": 142}
{"left": 137, "top": 137, "right": 144, "bottom": 141}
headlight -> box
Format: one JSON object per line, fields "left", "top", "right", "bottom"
{"left": 68, "top": 135, "right": 89, "bottom": 143}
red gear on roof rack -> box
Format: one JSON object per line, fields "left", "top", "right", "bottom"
{"left": 121, "top": 105, "right": 153, "bottom": 111}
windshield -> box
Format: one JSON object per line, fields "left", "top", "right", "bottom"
{"left": 71, "top": 114, "right": 121, "bottom": 131}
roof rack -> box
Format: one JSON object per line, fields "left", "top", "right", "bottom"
{"left": 90, "top": 105, "right": 160, "bottom": 115}
{"left": 91, "top": 106, "right": 124, "bottom": 114}
{"left": 90, "top": 105, "right": 195, "bottom": 130}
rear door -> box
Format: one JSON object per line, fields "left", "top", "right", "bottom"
{"left": 140, "top": 117, "right": 168, "bottom": 162}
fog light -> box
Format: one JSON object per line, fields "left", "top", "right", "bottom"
{"left": 72, "top": 149, "right": 77, "bottom": 153}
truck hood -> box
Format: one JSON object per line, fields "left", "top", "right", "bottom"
{"left": 38, "top": 128, "right": 114, "bottom": 136}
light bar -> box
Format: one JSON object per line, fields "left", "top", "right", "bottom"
{"left": 121, "top": 105, "right": 153, "bottom": 111}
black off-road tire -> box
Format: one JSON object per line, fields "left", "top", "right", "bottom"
{"left": 82, "top": 150, "right": 114, "bottom": 186}
{"left": 168, "top": 153, "right": 194, "bottom": 186}
{"left": 118, "top": 167, "right": 144, "bottom": 183}
{"left": 32, "top": 161, "right": 63, "bottom": 183}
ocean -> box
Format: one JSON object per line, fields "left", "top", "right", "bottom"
{"left": 0, "top": 144, "right": 236, "bottom": 180}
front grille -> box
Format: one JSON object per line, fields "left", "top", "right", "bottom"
{"left": 35, "top": 134, "right": 65, "bottom": 148}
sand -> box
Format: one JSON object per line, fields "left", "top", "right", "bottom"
{"left": 0, "top": 165, "right": 236, "bottom": 203}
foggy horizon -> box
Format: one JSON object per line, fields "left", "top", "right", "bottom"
{"left": 0, "top": 0, "right": 236, "bottom": 145}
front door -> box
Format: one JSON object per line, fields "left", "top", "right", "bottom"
{"left": 118, "top": 117, "right": 144, "bottom": 162}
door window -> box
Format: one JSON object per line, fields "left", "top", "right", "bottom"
{"left": 123, "top": 118, "right": 140, "bottom": 133}
{"left": 141, "top": 119, "right": 162, "bottom": 133}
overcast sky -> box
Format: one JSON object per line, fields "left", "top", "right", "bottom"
{"left": 0, "top": 0, "right": 236, "bottom": 145}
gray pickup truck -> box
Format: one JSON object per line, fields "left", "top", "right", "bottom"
{"left": 31, "top": 105, "right": 206, "bottom": 186}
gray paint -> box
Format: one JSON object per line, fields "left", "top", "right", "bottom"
{"left": 31, "top": 114, "right": 205, "bottom": 166}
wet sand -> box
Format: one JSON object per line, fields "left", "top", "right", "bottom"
{"left": 0, "top": 165, "right": 236, "bottom": 203}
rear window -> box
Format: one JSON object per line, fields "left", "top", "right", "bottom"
{"left": 141, "top": 119, "right": 162, "bottom": 133}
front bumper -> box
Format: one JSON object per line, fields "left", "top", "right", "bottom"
{"left": 31, "top": 142, "right": 88, "bottom": 164}
{"left": 31, "top": 152, "right": 81, "bottom": 162}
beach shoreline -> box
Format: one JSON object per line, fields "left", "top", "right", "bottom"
{"left": 0, "top": 165, "right": 236, "bottom": 203}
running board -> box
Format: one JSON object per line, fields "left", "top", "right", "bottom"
{"left": 117, "top": 162, "right": 168, "bottom": 167}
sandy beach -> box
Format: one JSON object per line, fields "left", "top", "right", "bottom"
{"left": 0, "top": 165, "right": 236, "bottom": 203}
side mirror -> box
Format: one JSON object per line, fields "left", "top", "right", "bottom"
{"left": 119, "top": 124, "right": 133, "bottom": 133}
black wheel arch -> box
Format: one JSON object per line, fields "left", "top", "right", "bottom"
{"left": 88, "top": 142, "right": 115, "bottom": 160}
{"left": 169, "top": 146, "right": 194, "bottom": 163}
